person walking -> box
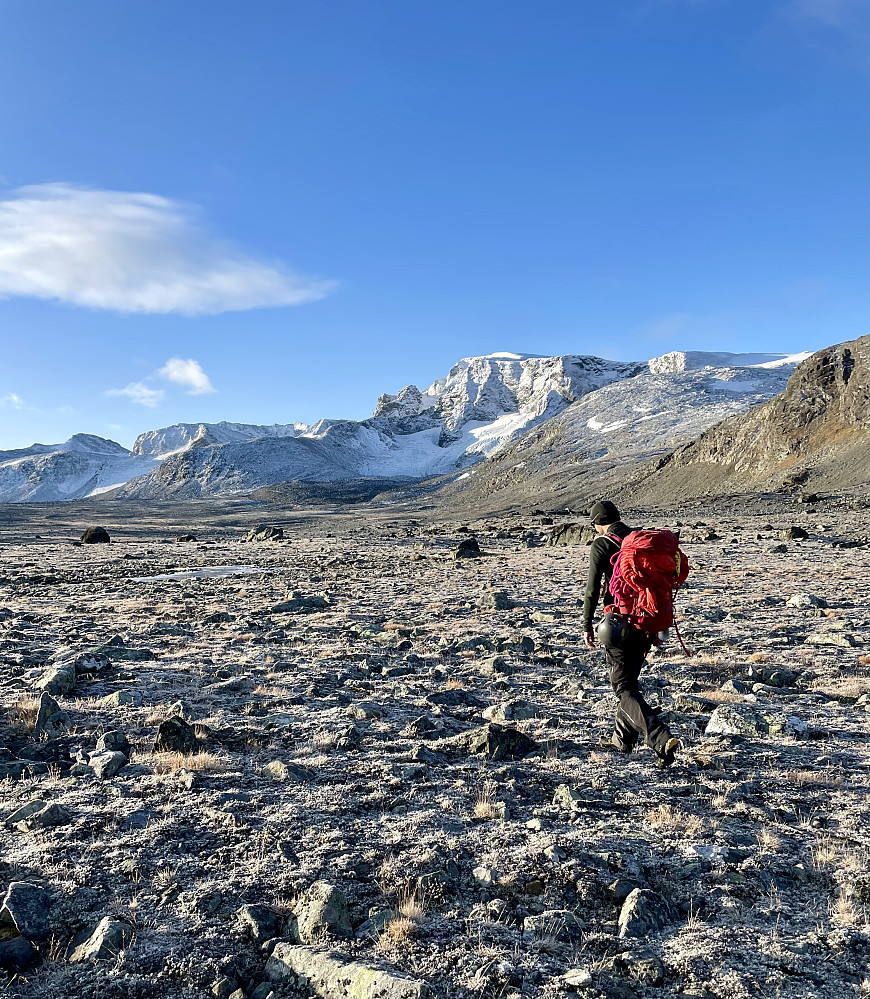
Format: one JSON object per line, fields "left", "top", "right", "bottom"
{"left": 581, "top": 500, "right": 680, "bottom": 765}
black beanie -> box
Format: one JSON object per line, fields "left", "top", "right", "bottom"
{"left": 590, "top": 500, "right": 620, "bottom": 525}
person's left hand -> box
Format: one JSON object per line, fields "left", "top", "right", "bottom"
{"left": 584, "top": 630, "right": 595, "bottom": 650}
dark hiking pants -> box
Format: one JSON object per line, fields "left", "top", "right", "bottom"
{"left": 604, "top": 624, "right": 671, "bottom": 753}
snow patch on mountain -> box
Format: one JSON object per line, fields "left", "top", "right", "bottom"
{"left": 0, "top": 435, "right": 160, "bottom": 503}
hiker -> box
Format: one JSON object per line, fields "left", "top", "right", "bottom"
{"left": 581, "top": 500, "right": 681, "bottom": 765}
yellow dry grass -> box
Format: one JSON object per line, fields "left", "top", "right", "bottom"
{"left": 646, "top": 804, "right": 709, "bottom": 838}
{"left": 148, "top": 750, "right": 230, "bottom": 774}
{"left": 7, "top": 696, "right": 40, "bottom": 735}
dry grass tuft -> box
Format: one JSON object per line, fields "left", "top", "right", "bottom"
{"left": 811, "top": 838, "right": 838, "bottom": 869}
{"left": 811, "top": 676, "right": 869, "bottom": 699}
{"left": 149, "top": 750, "right": 231, "bottom": 774}
{"left": 756, "top": 828, "right": 783, "bottom": 854}
{"left": 377, "top": 915, "right": 416, "bottom": 948}
{"left": 473, "top": 781, "right": 498, "bottom": 820}
{"left": 646, "top": 804, "right": 709, "bottom": 838}
{"left": 859, "top": 654, "right": 870, "bottom": 667}
{"left": 749, "top": 652, "right": 770, "bottom": 664}
{"left": 782, "top": 769, "right": 842, "bottom": 789}
{"left": 7, "top": 696, "right": 40, "bottom": 735}
{"left": 694, "top": 688, "right": 744, "bottom": 704}
{"left": 831, "top": 893, "right": 868, "bottom": 929}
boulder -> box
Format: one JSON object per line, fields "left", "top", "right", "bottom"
{"left": 0, "top": 936, "right": 35, "bottom": 972}
{"left": 780, "top": 526, "right": 808, "bottom": 540}
{"left": 87, "top": 751, "right": 129, "bottom": 779}
{"left": 31, "top": 691, "right": 69, "bottom": 736}
{"left": 618, "top": 889, "right": 677, "bottom": 938}
{"left": 0, "top": 882, "right": 51, "bottom": 942}
{"left": 705, "top": 704, "right": 806, "bottom": 739}
{"left": 100, "top": 690, "right": 143, "bottom": 708}
{"left": 480, "top": 590, "right": 515, "bottom": 611}
{"left": 466, "top": 723, "right": 538, "bottom": 761}
{"left": 295, "top": 882, "right": 352, "bottom": 943}
{"left": 153, "top": 716, "right": 199, "bottom": 754}
{"left": 81, "top": 526, "right": 111, "bottom": 544}
{"left": 237, "top": 903, "right": 282, "bottom": 943}
{"left": 786, "top": 592, "right": 827, "bottom": 609}
{"left": 266, "top": 943, "right": 430, "bottom": 999}
{"left": 69, "top": 917, "right": 132, "bottom": 961}
{"left": 245, "top": 526, "right": 284, "bottom": 542}
{"left": 95, "top": 729, "right": 131, "bottom": 756}
{"left": 35, "top": 665, "right": 77, "bottom": 697}
{"left": 271, "top": 592, "right": 331, "bottom": 613}
{"left": 454, "top": 537, "right": 481, "bottom": 558}
{"left": 14, "top": 802, "right": 72, "bottom": 832}
{"left": 547, "top": 523, "right": 597, "bottom": 547}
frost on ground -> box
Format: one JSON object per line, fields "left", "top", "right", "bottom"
{"left": 1, "top": 500, "right": 869, "bottom": 999}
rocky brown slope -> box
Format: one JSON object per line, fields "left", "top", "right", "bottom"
{"left": 626, "top": 335, "right": 869, "bottom": 505}
{"left": 1, "top": 504, "right": 869, "bottom": 999}
{"left": 419, "top": 336, "right": 867, "bottom": 517}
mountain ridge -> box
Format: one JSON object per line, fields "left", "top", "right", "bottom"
{"left": 0, "top": 347, "right": 813, "bottom": 503}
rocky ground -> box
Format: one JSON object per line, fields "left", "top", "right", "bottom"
{"left": 1, "top": 497, "right": 869, "bottom": 999}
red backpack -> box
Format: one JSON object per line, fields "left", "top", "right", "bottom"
{"left": 606, "top": 530, "right": 691, "bottom": 652}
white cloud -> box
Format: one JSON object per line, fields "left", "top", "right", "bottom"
{"left": 0, "top": 393, "right": 25, "bottom": 409}
{"left": 106, "top": 382, "right": 165, "bottom": 407}
{"left": 158, "top": 357, "right": 216, "bottom": 394}
{"left": 0, "top": 183, "right": 335, "bottom": 315}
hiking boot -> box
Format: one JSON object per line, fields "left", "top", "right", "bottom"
{"left": 597, "top": 733, "right": 635, "bottom": 754}
{"left": 655, "top": 737, "right": 681, "bottom": 767}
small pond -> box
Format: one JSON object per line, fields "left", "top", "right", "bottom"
{"left": 131, "top": 565, "right": 286, "bottom": 582}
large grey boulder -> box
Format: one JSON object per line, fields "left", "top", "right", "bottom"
{"left": 618, "top": 889, "right": 677, "bottom": 938}
{"left": 245, "top": 526, "right": 283, "bottom": 542}
{"left": 705, "top": 704, "right": 807, "bottom": 739}
{"left": 14, "top": 802, "right": 72, "bottom": 832}
{"left": 547, "top": 523, "right": 597, "bottom": 547}
{"left": 0, "top": 882, "right": 51, "bottom": 942}
{"left": 266, "top": 944, "right": 430, "bottom": 999}
{"left": 295, "top": 882, "right": 352, "bottom": 944}
{"left": 35, "top": 666, "right": 77, "bottom": 697}
{"left": 69, "top": 917, "right": 132, "bottom": 961}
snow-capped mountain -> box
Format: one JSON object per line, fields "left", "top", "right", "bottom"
{"left": 0, "top": 348, "right": 811, "bottom": 502}
{"left": 116, "top": 352, "right": 644, "bottom": 498}
{"left": 0, "top": 434, "right": 160, "bottom": 503}
{"left": 434, "top": 354, "right": 809, "bottom": 512}
{"left": 133, "top": 420, "right": 311, "bottom": 457}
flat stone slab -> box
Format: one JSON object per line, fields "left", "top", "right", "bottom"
{"left": 266, "top": 944, "right": 430, "bottom": 999}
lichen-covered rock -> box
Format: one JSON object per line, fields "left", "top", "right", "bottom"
{"left": 618, "top": 889, "right": 677, "bottom": 938}
{"left": 0, "top": 882, "right": 51, "bottom": 942}
{"left": 295, "top": 882, "right": 352, "bottom": 943}
{"left": 153, "top": 715, "right": 198, "bottom": 754}
{"left": 69, "top": 917, "right": 132, "bottom": 961}
{"left": 266, "top": 944, "right": 430, "bottom": 999}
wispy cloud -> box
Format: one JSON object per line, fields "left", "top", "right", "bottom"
{"left": 0, "top": 183, "right": 335, "bottom": 315}
{"left": 789, "top": 0, "right": 865, "bottom": 28}
{"left": 106, "top": 382, "right": 165, "bottom": 407}
{"left": 157, "top": 357, "right": 216, "bottom": 395}
{"left": 0, "top": 392, "right": 25, "bottom": 409}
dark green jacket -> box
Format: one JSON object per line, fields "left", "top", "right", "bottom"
{"left": 582, "top": 521, "right": 633, "bottom": 631}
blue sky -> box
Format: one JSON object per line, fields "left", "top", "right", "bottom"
{"left": 0, "top": 0, "right": 866, "bottom": 449}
